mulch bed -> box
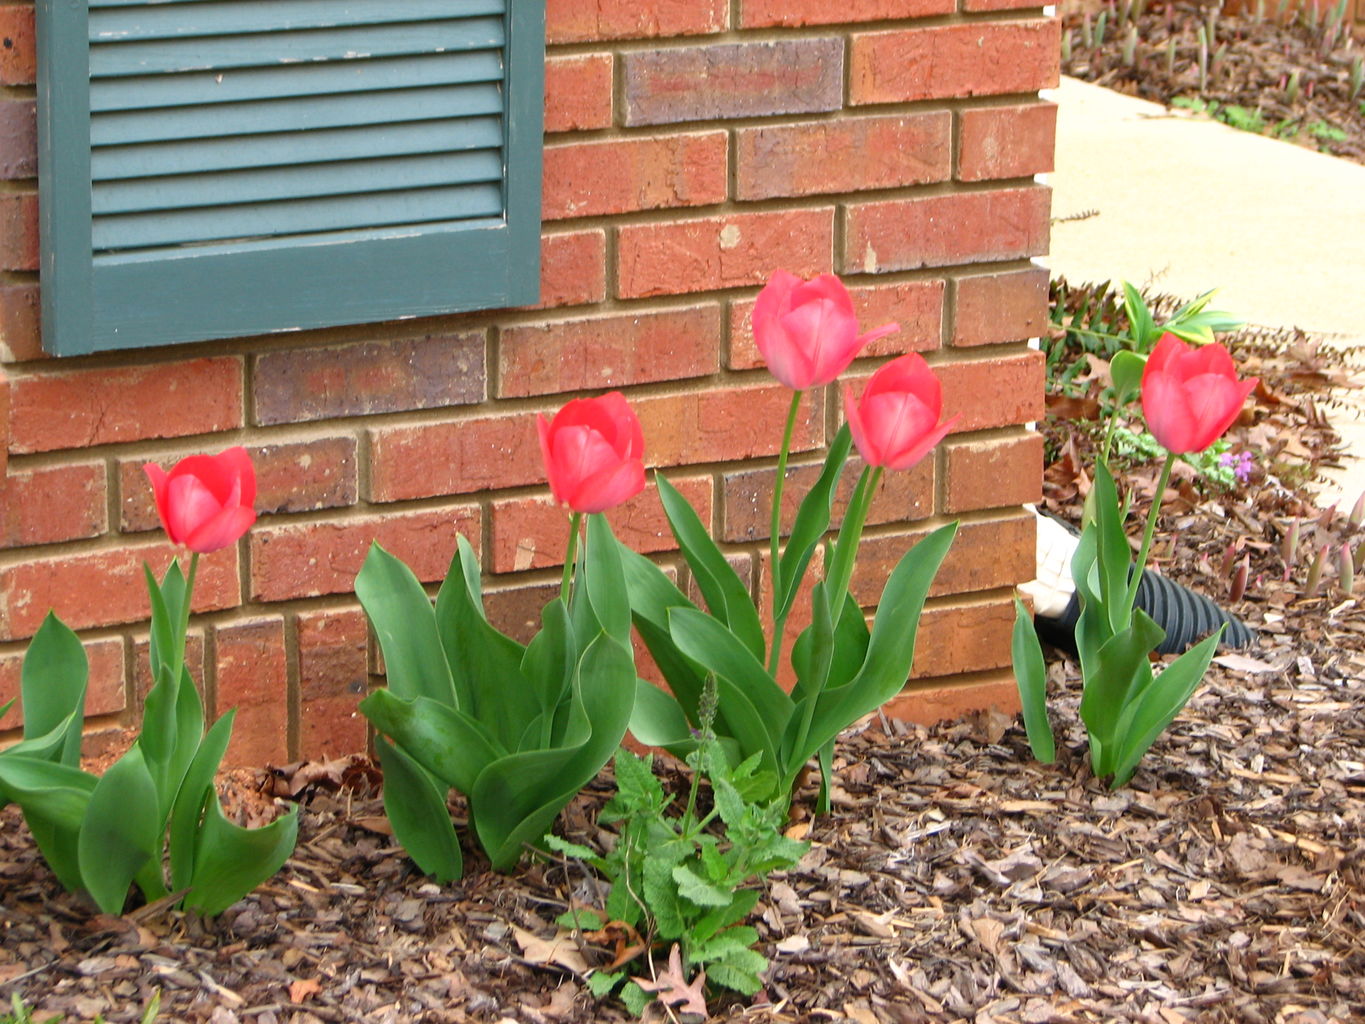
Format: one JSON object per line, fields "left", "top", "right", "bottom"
{"left": 1062, "top": 0, "right": 1365, "bottom": 165}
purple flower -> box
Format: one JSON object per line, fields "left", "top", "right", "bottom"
{"left": 1219, "top": 450, "right": 1254, "bottom": 483}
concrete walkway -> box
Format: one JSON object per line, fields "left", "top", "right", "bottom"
{"left": 1046, "top": 76, "right": 1365, "bottom": 505}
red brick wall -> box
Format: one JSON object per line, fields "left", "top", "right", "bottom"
{"left": 0, "top": 1, "right": 1057, "bottom": 764}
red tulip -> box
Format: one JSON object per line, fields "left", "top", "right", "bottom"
{"left": 843, "top": 353, "right": 959, "bottom": 471}
{"left": 753, "top": 271, "right": 898, "bottom": 391}
{"left": 144, "top": 446, "right": 257, "bottom": 554}
{"left": 537, "top": 392, "right": 646, "bottom": 514}
{"left": 1141, "top": 333, "right": 1258, "bottom": 454}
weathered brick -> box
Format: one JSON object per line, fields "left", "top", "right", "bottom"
{"left": 499, "top": 304, "right": 720, "bottom": 398}
{"left": 491, "top": 475, "right": 712, "bottom": 573}
{"left": 297, "top": 606, "right": 370, "bottom": 760}
{"left": 0, "top": 544, "right": 239, "bottom": 641}
{"left": 215, "top": 617, "right": 289, "bottom": 767}
{"left": 133, "top": 631, "right": 205, "bottom": 706}
{"left": 0, "top": 635, "right": 126, "bottom": 728}
{"left": 623, "top": 40, "right": 843, "bottom": 127}
{"left": 8, "top": 357, "right": 243, "bottom": 455}
{"left": 944, "top": 432, "right": 1043, "bottom": 514}
{"left": 958, "top": 102, "right": 1057, "bottom": 182}
{"left": 544, "top": 54, "right": 614, "bottom": 133}
{"left": 735, "top": 112, "right": 951, "bottom": 200}
{"left": 963, "top": 0, "right": 1049, "bottom": 11}
{"left": 617, "top": 208, "right": 834, "bottom": 300}
{"left": 0, "top": 6, "right": 35, "bottom": 86}
{"left": 850, "top": 512, "right": 1034, "bottom": 605}
{"left": 850, "top": 20, "right": 1060, "bottom": 105}
{"left": 638, "top": 382, "right": 825, "bottom": 469}
{"left": 0, "top": 366, "right": 7, "bottom": 479}
{"left": 0, "top": 281, "right": 42, "bottom": 363}
{"left": 0, "top": 192, "right": 38, "bottom": 271}
{"left": 883, "top": 671, "right": 1021, "bottom": 723}
{"left": 843, "top": 187, "right": 1051, "bottom": 274}
{"left": 740, "top": 0, "right": 954, "bottom": 26}
{"left": 0, "top": 462, "right": 106, "bottom": 548}
{"left": 953, "top": 266, "right": 1050, "bottom": 348}
{"left": 546, "top": 0, "right": 726, "bottom": 43}
{"left": 249, "top": 505, "right": 480, "bottom": 603}
{"left": 543, "top": 132, "right": 727, "bottom": 221}
{"left": 122, "top": 436, "right": 358, "bottom": 533}
{"left": 531, "top": 230, "right": 607, "bottom": 311}
{"left": 729, "top": 278, "right": 944, "bottom": 371}
{"left": 721, "top": 453, "right": 933, "bottom": 543}
{"left": 253, "top": 333, "right": 484, "bottom": 426}
{"left": 911, "top": 598, "right": 1019, "bottom": 678}
{"left": 937, "top": 349, "right": 1045, "bottom": 432}
{"left": 0, "top": 98, "right": 36, "bottom": 179}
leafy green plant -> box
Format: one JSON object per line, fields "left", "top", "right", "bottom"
{"left": 548, "top": 682, "right": 808, "bottom": 1014}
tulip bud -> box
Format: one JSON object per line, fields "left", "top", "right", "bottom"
{"left": 1339, "top": 544, "right": 1355, "bottom": 595}
{"left": 1229, "top": 555, "right": 1250, "bottom": 604}
{"left": 1219, "top": 542, "right": 1239, "bottom": 579}
{"left": 1305, "top": 544, "right": 1330, "bottom": 598}
{"left": 1350, "top": 491, "right": 1365, "bottom": 529}
{"left": 1280, "top": 518, "right": 1300, "bottom": 579}
{"left": 1318, "top": 503, "right": 1337, "bottom": 530}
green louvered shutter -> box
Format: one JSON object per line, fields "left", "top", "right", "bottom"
{"left": 36, "top": 0, "right": 545, "bottom": 356}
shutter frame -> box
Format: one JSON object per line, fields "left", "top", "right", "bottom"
{"left": 36, "top": 0, "right": 546, "bottom": 357}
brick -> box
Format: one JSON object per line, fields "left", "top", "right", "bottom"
{"left": 491, "top": 475, "right": 712, "bottom": 573}
{"left": 953, "top": 266, "right": 1050, "bottom": 348}
{"left": 498, "top": 304, "right": 721, "bottom": 398}
{"left": 958, "top": 102, "right": 1057, "bottom": 182}
{"left": 722, "top": 453, "right": 933, "bottom": 544}
{"left": 843, "top": 187, "right": 1051, "bottom": 274}
{"left": 543, "top": 132, "right": 727, "bottom": 221}
{"left": 729, "top": 278, "right": 944, "bottom": 372}
{"left": 0, "top": 98, "right": 36, "bottom": 179}
{"left": 0, "top": 635, "right": 125, "bottom": 729}
{"left": 623, "top": 40, "right": 843, "bottom": 127}
{"left": 214, "top": 617, "right": 289, "bottom": 767}
{"left": 544, "top": 54, "right": 613, "bottom": 133}
{"left": 911, "top": 597, "right": 1016, "bottom": 678}
{"left": 944, "top": 432, "right": 1043, "bottom": 514}
{"left": 8, "top": 357, "right": 243, "bottom": 455}
{"left": 938, "top": 349, "right": 1045, "bottom": 432}
{"left": 297, "top": 606, "right": 370, "bottom": 760}
{"left": 122, "top": 437, "right": 358, "bottom": 533}
{"left": 0, "top": 6, "right": 35, "bottom": 86}
{"left": 0, "top": 281, "right": 42, "bottom": 362}
{"left": 0, "top": 366, "right": 7, "bottom": 479}
{"left": 370, "top": 383, "right": 824, "bottom": 503}
{"left": 531, "top": 230, "right": 607, "bottom": 311}
{"left": 850, "top": 20, "right": 1060, "bottom": 105}
{"left": 755, "top": 544, "right": 819, "bottom": 692}
{"left": 850, "top": 512, "right": 1034, "bottom": 605}
{"left": 0, "top": 192, "right": 38, "bottom": 271}
{"left": 0, "top": 544, "right": 239, "bottom": 641}
{"left": 133, "top": 631, "right": 205, "bottom": 706}
{"left": 547, "top": 0, "right": 726, "bottom": 43}
{"left": 0, "top": 462, "right": 107, "bottom": 548}
{"left": 253, "top": 332, "right": 484, "bottom": 426}
{"left": 963, "top": 0, "right": 1049, "bottom": 11}
{"left": 882, "top": 671, "right": 1021, "bottom": 724}
{"left": 740, "top": 0, "right": 954, "bottom": 26}
{"left": 249, "top": 505, "right": 479, "bottom": 603}
{"left": 617, "top": 208, "right": 834, "bottom": 300}
{"left": 483, "top": 579, "right": 561, "bottom": 647}
{"left": 735, "top": 112, "right": 951, "bottom": 201}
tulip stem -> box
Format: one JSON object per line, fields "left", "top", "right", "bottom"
{"left": 560, "top": 512, "right": 583, "bottom": 604}
{"left": 766, "top": 391, "right": 804, "bottom": 676}
{"left": 1124, "top": 450, "right": 1176, "bottom": 616}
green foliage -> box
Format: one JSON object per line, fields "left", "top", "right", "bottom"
{"left": 357, "top": 514, "right": 637, "bottom": 878}
{"left": 0, "top": 564, "right": 296, "bottom": 916}
{"left": 2, "top": 990, "right": 161, "bottom": 1024}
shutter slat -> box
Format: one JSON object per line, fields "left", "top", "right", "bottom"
{"left": 93, "top": 183, "right": 505, "bottom": 251}
{"left": 91, "top": 18, "right": 505, "bottom": 77}
{"left": 93, "top": 51, "right": 504, "bottom": 113}
{"left": 93, "top": 150, "right": 504, "bottom": 215}
{"left": 91, "top": 116, "right": 503, "bottom": 180}
{"left": 91, "top": 82, "right": 503, "bottom": 145}
{"left": 90, "top": 0, "right": 505, "bottom": 39}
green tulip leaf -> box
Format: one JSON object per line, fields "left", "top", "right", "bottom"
{"left": 520, "top": 598, "right": 576, "bottom": 733}
{"left": 0, "top": 756, "right": 96, "bottom": 893}
{"left": 185, "top": 799, "right": 299, "bottom": 916}
{"left": 356, "top": 542, "right": 457, "bottom": 707}
{"left": 628, "top": 677, "right": 699, "bottom": 755}
{"left": 360, "top": 689, "right": 505, "bottom": 794}
{"left": 1109, "top": 349, "right": 1147, "bottom": 410}
{"left": 19, "top": 613, "right": 89, "bottom": 767}
{"left": 1078, "top": 610, "right": 1166, "bottom": 777}
{"left": 777, "top": 425, "right": 853, "bottom": 624}
{"left": 619, "top": 543, "right": 709, "bottom": 722}
{"left": 168, "top": 710, "right": 235, "bottom": 894}
{"left": 582, "top": 514, "right": 632, "bottom": 643}
{"left": 1011, "top": 596, "right": 1055, "bottom": 764}
{"left": 790, "top": 587, "right": 869, "bottom": 702}
{"left": 1121, "top": 280, "right": 1159, "bottom": 351}
{"left": 374, "top": 736, "right": 463, "bottom": 882}
{"left": 79, "top": 745, "right": 163, "bottom": 914}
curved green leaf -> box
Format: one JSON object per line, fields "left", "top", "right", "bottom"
{"left": 1078, "top": 609, "right": 1165, "bottom": 776}
{"left": 520, "top": 598, "right": 576, "bottom": 735}
{"left": 583, "top": 513, "right": 632, "bottom": 642}
{"left": 356, "top": 542, "right": 457, "bottom": 707}
{"left": 168, "top": 711, "right": 235, "bottom": 894}
{"left": 19, "top": 613, "right": 89, "bottom": 767}
{"left": 0, "top": 756, "right": 96, "bottom": 893}
{"left": 360, "top": 689, "right": 504, "bottom": 794}
{"left": 186, "top": 800, "right": 298, "bottom": 916}
{"left": 628, "top": 677, "right": 698, "bottom": 754}
{"left": 619, "top": 544, "right": 709, "bottom": 722}
{"left": 79, "top": 746, "right": 163, "bottom": 914}
{"left": 777, "top": 426, "right": 852, "bottom": 624}
{"left": 375, "top": 736, "right": 462, "bottom": 882}
{"left": 1011, "top": 596, "right": 1055, "bottom": 763}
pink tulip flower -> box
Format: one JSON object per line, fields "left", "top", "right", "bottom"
{"left": 1141, "top": 333, "right": 1258, "bottom": 454}
{"left": 753, "top": 271, "right": 898, "bottom": 391}
{"left": 538, "top": 392, "right": 646, "bottom": 514}
{"left": 144, "top": 446, "right": 257, "bottom": 554}
{"left": 843, "top": 353, "right": 959, "bottom": 471}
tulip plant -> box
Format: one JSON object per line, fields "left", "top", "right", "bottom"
{"left": 624, "top": 271, "right": 958, "bottom": 809}
{"left": 357, "top": 393, "right": 643, "bottom": 879}
{"left": 1014, "top": 331, "right": 1259, "bottom": 786}
{"left": 0, "top": 448, "right": 298, "bottom": 915}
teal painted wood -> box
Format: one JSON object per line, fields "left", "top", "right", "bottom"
{"left": 36, "top": 0, "right": 545, "bottom": 356}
